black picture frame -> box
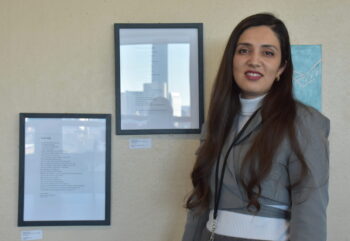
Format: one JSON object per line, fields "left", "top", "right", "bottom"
{"left": 114, "top": 23, "right": 204, "bottom": 135}
{"left": 18, "top": 113, "right": 111, "bottom": 226}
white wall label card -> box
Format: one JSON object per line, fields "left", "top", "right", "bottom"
{"left": 18, "top": 113, "right": 111, "bottom": 226}
{"left": 21, "top": 230, "right": 43, "bottom": 241}
{"left": 129, "top": 138, "right": 152, "bottom": 149}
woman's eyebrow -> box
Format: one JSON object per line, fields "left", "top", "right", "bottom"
{"left": 237, "top": 42, "right": 279, "bottom": 51}
{"left": 261, "top": 44, "right": 279, "bottom": 51}
{"left": 237, "top": 43, "right": 252, "bottom": 47}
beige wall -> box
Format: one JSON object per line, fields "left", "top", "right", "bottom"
{"left": 1, "top": 0, "right": 349, "bottom": 240}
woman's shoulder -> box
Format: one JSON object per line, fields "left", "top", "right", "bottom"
{"left": 295, "top": 102, "right": 330, "bottom": 137}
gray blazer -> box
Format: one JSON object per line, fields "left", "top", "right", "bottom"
{"left": 182, "top": 104, "right": 330, "bottom": 241}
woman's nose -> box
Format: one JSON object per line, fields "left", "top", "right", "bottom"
{"left": 247, "top": 53, "right": 261, "bottom": 68}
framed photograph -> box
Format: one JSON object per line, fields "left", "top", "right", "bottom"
{"left": 114, "top": 23, "right": 204, "bottom": 135}
{"left": 18, "top": 113, "right": 111, "bottom": 226}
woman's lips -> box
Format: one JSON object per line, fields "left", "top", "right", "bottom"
{"left": 245, "top": 71, "right": 263, "bottom": 80}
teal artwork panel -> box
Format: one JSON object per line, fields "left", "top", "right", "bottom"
{"left": 291, "top": 45, "right": 322, "bottom": 111}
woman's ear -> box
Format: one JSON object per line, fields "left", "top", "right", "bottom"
{"left": 277, "top": 61, "right": 287, "bottom": 79}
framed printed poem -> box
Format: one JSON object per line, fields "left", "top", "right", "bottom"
{"left": 18, "top": 113, "right": 111, "bottom": 226}
{"left": 114, "top": 23, "right": 204, "bottom": 135}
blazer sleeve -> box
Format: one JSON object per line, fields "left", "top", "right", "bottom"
{"left": 182, "top": 124, "right": 209, "bottom": 241}
{"left": 288, "top": 109, "right": 330, "bottom": 241}
{"left": 182, "top": 209, "right": 209, "bottom": 241}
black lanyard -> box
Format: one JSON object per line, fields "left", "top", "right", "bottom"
{"left": 210, "top": 108, "right": 261, "bottom": 241}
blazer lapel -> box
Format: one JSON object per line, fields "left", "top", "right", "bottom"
{"left": 235, "top": 109, "right": 263, "bottom": 145}
{"left": 216, "top": 109, "right": 263, "bottom": 204}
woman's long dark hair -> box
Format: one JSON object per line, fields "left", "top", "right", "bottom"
{"left": 186, "top": 13, "right": 307, "bottom": 211}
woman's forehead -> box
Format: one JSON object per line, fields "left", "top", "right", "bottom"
{"left": 237, "top": 26, "right": 281, "bottom": 48}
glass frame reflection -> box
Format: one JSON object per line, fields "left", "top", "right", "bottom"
{"left": 114, "top": 23, "right": 204, "bottom": 135}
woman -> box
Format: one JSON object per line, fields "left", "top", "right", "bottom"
{"left": 182, "top": 13, "right": 330, "bottom": 241}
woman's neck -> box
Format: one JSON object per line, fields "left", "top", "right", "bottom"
{"left": 239, "top": 94, "right": 265, "bottom": 116}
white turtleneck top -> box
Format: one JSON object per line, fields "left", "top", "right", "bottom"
{"left": 237, "top": 94, "right": 265, "bottom": 131}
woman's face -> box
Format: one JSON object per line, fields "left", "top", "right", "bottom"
{"left": 233, "top": 26, "right": 285, "bottom": 99}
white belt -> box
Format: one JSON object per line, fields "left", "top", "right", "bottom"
{"left": 206, "top": 210, "right": 289, "bottom": 241}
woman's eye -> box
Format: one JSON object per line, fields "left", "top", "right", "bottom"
{"left": 237, "top": 48, "right": 249, "bottom": 54}
{"left": 264, "top": 51, "right": 274, "bottom": 56}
